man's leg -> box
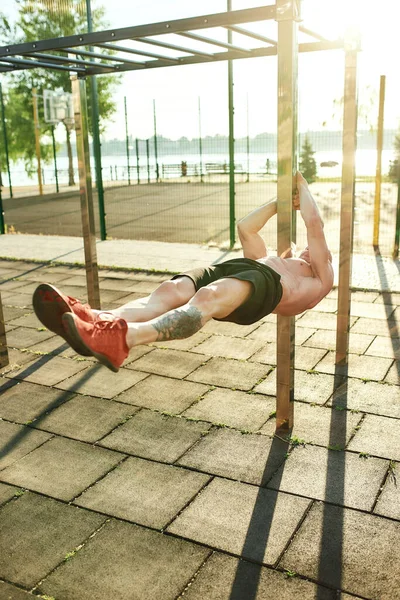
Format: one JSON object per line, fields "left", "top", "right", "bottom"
{"left": 97, "top": 276, "right": 197, "bottom": 322}
{"left": 125, "top": 277, "right": 253, "bottom": 347}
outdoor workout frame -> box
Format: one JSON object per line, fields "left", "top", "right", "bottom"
{"left": 0, "top": 1, "right": 358, "bottom": 432}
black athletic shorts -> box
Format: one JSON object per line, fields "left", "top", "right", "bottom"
{"left": 170, "top": 258, "right": 283, "bottom": 325}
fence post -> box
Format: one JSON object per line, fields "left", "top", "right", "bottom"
{"left": 124, "top": 96, "right": 131, "bottom": 185}
{"left": 373, "top": 75, "right": 386, "bottom": 248}
{"left": 198, "top": 97, "right": 204, "bottom": 182}
{"left": 153, "top": 100, "right": 160, "bottom": 182}
{"left": 146, "top": 138, "right": 150, "bottom": 183}
{"left": 227, "top": 0, "right": 235, "bottom": 249}
{"left": 51, "top": 125, "right": 59, "bottom": 193}
{"left": 32, "top": 88, "right": 43, "bottom": 196}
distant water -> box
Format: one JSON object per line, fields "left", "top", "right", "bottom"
{"left": 2, "top": 149, "right": 395, "bottom": 186}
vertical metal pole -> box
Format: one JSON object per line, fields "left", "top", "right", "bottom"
{"left": 227, "top": 0, "right": 235, "bottom": 248}
{"left": 393, "top": 172, "right": 400, "bottom": 259}
{"left": 135, "top": 138, "right": 140, "bottom": 184}
{"left": 373, "top": 75, "right": 386, "bottom": 247}
{"left": 32, "top": 88, "right": 43, "bottom": 196}
{"left": 153, "top": 100, "right": 159, "bottom": 182}
{"left": 86, "top": 0, "right": 106, "bottom": 241}
{"left": 124, "top": 96, "right": 131, "bottom": 185}
{"left": 198, "top": 97, "right": 204, "bottom": 182}
{"left": 51, "top": 126, "right": 59, "bottom": 193}
{"left": 335, "top": 35, "right": 359, "bottom": 365}
{"left": 276, "top": 0, "right": 299, "bottom": 433}
{"left": 0, "top": 292, "right": 9, "bottom": 368}
{"left": 0, "top": 82, "right": 13, "bottom": 198}
{"left": 146, "top": 138, "right": 150, "bottom": 183}
{"left": 0, "top": 172, "right": 5, "bottom": 234}
{"left": 246, "top": 92, "right": 250, "bottom": 183}
{"left": 71, "top": 75, "right": 101, "bottom": 310}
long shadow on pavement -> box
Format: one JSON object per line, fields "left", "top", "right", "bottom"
{"left": 228, "top": 434, "right": 289, "bottom": 599}
{"left": 375, "top": 248, "right": 399, "bottom": 382}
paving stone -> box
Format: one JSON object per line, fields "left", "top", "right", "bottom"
{"left": 0, "top": 580, "right": 34, "bottom": 599}
{"left": 315, "top": 351, "right": 393, "bottom": 381}
{"left": 7, "top": 354, "right": 89, "bottom": 386}
{"left": 0, "top": 380, "right": 72, "bottom": 423}
{"left": 384, "top": 360, "right": 399, "bottom": 385}
{"left": 0, "top": 279, "right": 32, "bottom": 291}
{"left": 24, "top": 334, "right": 76, "bottom": 357}
{"left": 280, "top": 501, "right": 400, "bottom": 599}
{"left": 126, "top": 348, "right": 208, "bottom": 379}
{"left": 304, "top": 329, "right": 374, "bottom": 354}
{"left": 350, "top": 301, "right": 396, "bottom": 320}
{"left": 297, "top": 311, "right": 356, "bottom": 330}
{"left": 0, "top": 482, "right": 21, "bottom": 505}
{"left": 59, "top": 284, "right": 88, "bottom": 301}
{"left": 260, "top": 403, "right": 362, "bottom": 446}
{"left": 375, "top": 292, "right": 400, "bottom": 306}
{"left": 0, "top": 436, "right": 123, "bottom": 501}
{"left": 1, "top": 281, "right": 38, "bottom": 295}
{"left": 347, "top": 414, "right": 400, "bottom": 460}
{"left": 0, "top": 491, "right": 105, "bottom": 588}
{"left": 97, "top": 276, "right": 133, "bottom": 291}
{"left": 149, "top": 330, "right": 212, "bottom": 351}
{"left": 8, "top": 311, "right": 43, "bottom": 328}
{"left": 312, "top": 298, "right": 337, "bottom": 313}
{"left": 177, "top": 428, "right": 288, "bottom": 485}
{"left": 123, "top": 344, "right": 155, "bottom": 364}
{"left": 39, "top": 519, "right": 209, "bottom": 600}
{"left": 374, "top": 462, "right": 400, "bottom": 520}
{"left": 5, "top": 327, "right": 55, "bottom": 349}
{"left": 122, "top": 280, "right": 161, "bottom": 293}
{"left": 2, "top": 306, "right": 27, "bottom": 322}
{"left": 294, "top": 326, "right": 317, "bottom": 345}
{"left": 167, "top": 477, "right": 310, "bottom": 565}
{"left": 267, "top": 445, "right": 388, "bottom": 511}
{"left": 0, "top": 348, "right": 38, "bottom": 375}
{"left": 99, "top": 409, "right": 211, "bottom": 462}
{"left": 350, "top": 316, "right": 398, "bottom": 337}
{"left": 187, "top": 357, "right": 270, "bottom": 391}
{"left": 352, "top": 290, "right": 380, "bottom": 303}
{"left": 116, "top": 374, "right": 209, "bottom": 413}
{"left": 365, "top": 335, "right": 400, "bottom": 359}
{"left": 246, "top": 320, "right": 276, "bottom": 341}
{"left": 75, "top": 456, "right": 210, "bottom": 529}
{"left": 1, "top": 291, "right": 33, "bottom": 308}
{"left": 328, "top": 379, "right": 400, "bottom": 418}
{"left": 56, "top": 363, "right": 148, "bottom": 399}
{"left": 251, "top": 344, "right": 326, "bottom": 370}
{"left": 183, "top": 388, "right": 275, "bottom": 431}
{"left": 181, "top": 552, "right": 342, "bottom": 600}
{"left": 0, "top": 420, "right": 51, "bottom": 470}
{"left": 190, "top": 335, "right": 263, "bottom": 360}
{"left": 254, "top": 370, "right": 336, "bottom": 405}
{"left": 202, "top": 319, "right": 261, "bottom": 337}
{"left": 33, "top": 395, "right": 137, "bottom": 443}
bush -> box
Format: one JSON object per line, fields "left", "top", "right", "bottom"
{"left": 299, "top": 135, "right": 317, "bottom": 183}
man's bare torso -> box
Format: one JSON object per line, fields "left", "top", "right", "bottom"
{"left": 256, "top": 255, "right": 327, "bottom": 316}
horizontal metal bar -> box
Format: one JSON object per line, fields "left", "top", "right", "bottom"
{"left": 0, "top": 5, "right": 276, "bottom": 57}
{"left": 94, "top": 42, "right": 179, "bottom": 63}
{"left": 299, "top": 39, "right": 345, "bottom": 52}
{"left": 178, "top": 31, "right": 251, "bottom": 54}
{"left": 22, "top": 51, "right": 96, "bottom": 68}
{"left": 225, "top": 25, "right": 277, "bottom": 45}
{"left": 299, "top": 25, "right": 328, "bottom": 42}
{"left": 0, "top": 56, "right": 86, "bottom": 73}
{"left": 139, "top": 37, "right": 215, "bottom": 57}
{"left": 64, "top": 47, "right": 145, "bottom": 67}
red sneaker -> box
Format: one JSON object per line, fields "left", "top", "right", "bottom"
{"left": 62, "top": 312, "right": 129, "bottom": 372}
{"left": 32, "top": 283, "right": 95, "bottom": 356}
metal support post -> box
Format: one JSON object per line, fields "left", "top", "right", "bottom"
{"left": 393, "top": 170, "right": 400, "bottom": 259}
{"left": 135, "top": 138, "right": 140, "bottom": 184}
{"left": 124, "top": 96, "right": 131, "bottom": 185}
{"left": 335, "top": 34, "right": 359, "bottom": 364}
{"left": 146, "top": 138, "right": 150, "bottom": 183}
{"left": 51, "top": 125, "right": 59, "bottom": 193}
{"left": 246, "top": 93, "right": 250, "bottom": 183}
{"left": 153, "top": 100, "right": 159, "bottom": 182}
{"left": 228, "top": 0, "right": 235, "bottom": 248}
{"left": 0, "top": 179, "right": 4, "bottom": 234}
{"left": 71, "top": 75, "right": 101, "bottom": 310}
{"left": 198, "top": 97, "right": 204, "bottom": 182}
{"left": 275, "top": 0, "right": 299, "bottom": 433}
{"left": 0, "top": 82, "right": 13, "bottom": 198}
{"left": 86, "top": 0, "right": 106, "bottom": 241}
{"left": 373, "top": 75, "right": 386, "bottom": 248}
{"left": 32, "top": 88, "right": 43, "bottom": 196}
{"left": 0, "top": 292, "right": 9, "bottom": 368}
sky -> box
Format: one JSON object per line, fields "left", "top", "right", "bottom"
{"left": 2, "top": 0, "right": 400, "bottom": 141}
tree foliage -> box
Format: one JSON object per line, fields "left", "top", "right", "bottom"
{"left": 0, "top": 0, "right": 120, "bottom": 183}
{"left": 299, "top": 135, "right": 317, "bottom": 183}
{"left": 388, "top": 130, "right": 400, "bottom": 182}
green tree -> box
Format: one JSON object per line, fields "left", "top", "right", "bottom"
{"left": 299, "top": 135, "right": 317, "bottom": 183}
{"left": 388, "top": 130, "right": 400, "bottom": 182}
{"left": 0, "top": 0, "right": 120, "bottom": 185}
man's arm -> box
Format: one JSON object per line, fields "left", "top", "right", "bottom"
{"left": 237, "top": 199, "right": 277, "bottom": 260}
{"left": 297, "top": 173, "right": 333, "bottom": 292}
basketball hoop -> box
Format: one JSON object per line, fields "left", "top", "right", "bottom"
{"left": 43, "top": 89, "right": 74, "bottom": 125}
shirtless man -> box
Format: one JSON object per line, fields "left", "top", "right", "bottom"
{"left": 33, "top": 172, "right": 334, "bottom": 373}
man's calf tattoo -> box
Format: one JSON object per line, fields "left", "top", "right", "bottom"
{"left": 152, "top": 306, "right": 204, "bottom": 341}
